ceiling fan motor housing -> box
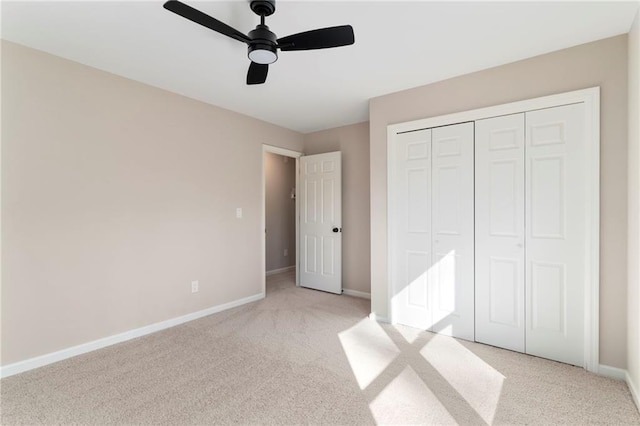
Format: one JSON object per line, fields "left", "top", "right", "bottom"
{"left": 250, "top": 0, "right": 276, "bottom": 17}
{"left": 248, "top": 24, "right": 278, "bottom": 64}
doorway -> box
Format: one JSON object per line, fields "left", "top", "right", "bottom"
{"left": 262, "top": 145, "right": 302, "bottom": 295}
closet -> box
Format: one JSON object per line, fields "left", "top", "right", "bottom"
{"left": 388, "top": 93, "right": 595, "bottom": 368}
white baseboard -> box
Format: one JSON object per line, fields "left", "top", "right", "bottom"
{"left": 627, "top": 371, "right": 640, "bottom": 413}
{"left": 369, "top": 313, "right": 391, "bottom": 323}
{"left": 266, "top": 265, "right": 295, "bottom": 276}
{"left": 342, "top": 289, "right": 371, "bottom": 299}
{"left": 598, "top": 364, "right": 627, "bottom": 380}
{"left": 0, "top": 292, "right": 265, "bottom": 379}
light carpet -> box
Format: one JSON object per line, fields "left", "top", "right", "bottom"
{"left": 1, "top": 271, "right": 639, "bottom": 425}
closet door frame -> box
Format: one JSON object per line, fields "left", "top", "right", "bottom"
{"left": 386, "top": 87, "right": 600, "bottom": 373}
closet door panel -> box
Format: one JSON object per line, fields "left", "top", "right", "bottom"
{"left": 525, "top": 103, "right": 586, "bottom": 366}
{"left": 431, "top": 122, "right": 475, "bottom": 341}
{"left": 475, "top": 114, "right": 525, "bottom": 352}
{"left": 391, "top": 130, "right": 434, "bottom": 330}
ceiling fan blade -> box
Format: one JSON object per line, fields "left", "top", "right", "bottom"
{"left": 163, "top": 0, "right": 251, "bottom": 44}
{"left": 277, "top": 25, "right": 354, "bottom": 51}
{"left": 247, "top": 62, "right": 269, "bottom": 85}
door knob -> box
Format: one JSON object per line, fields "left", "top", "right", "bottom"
{"left": 332, "top": 227, "right": 341, "bottom": 233}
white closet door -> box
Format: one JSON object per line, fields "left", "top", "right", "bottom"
{"left": 391, "top": 129, "right": 434, "bottom": 330}
{"left": 475, "top": 114, "right": 526, "bottom": 352}
{"left": 525, "top": 103, "right": 586, "bottom": 366}
{"left": 431, "top": 122, "right": 475, "bottom": 340}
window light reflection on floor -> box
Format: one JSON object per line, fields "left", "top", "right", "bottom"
{"left": 421, "top": 333, "right": 505, "bottom": 424}
{"left": 338, "top": 317, "right": 504, "bottom": 424}
{"left": 337, "top": 318, "right": 399, "bottom": 390}
{"left": 368, "top": 366, "right": 456, "bottom": 424}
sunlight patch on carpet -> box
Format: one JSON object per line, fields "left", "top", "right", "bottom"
{"left": 421, "top": 334, "right": 504, "bottom": 424}
{"left": 368, "top": 366, "right": 456, "bottom": 424}
{"left": 338, "top": 318, "right": 399, "bottom": 390}
{"left": 392, "top": 323, "right": 423, "bottom": 345}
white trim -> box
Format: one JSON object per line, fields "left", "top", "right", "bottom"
{"left": 266, "top": 265, "right": 295, "bottom": 276}
{"left": 0, "top": 292, "right": 265, "bottom": 379}
{"left": 386, "top": 87, "right": 600, "bottom": 373}
{"left": 627, "top": 371, "right": 640, "bottom": 412}
{"left": 262, "top": 144, "right": 302, "bottom": 159}
{"left": 295, "top": 154, "right": 300, "bottom": 287}
{"left": 584, "top": 89, "right": 601, "bottom": 374}
{"left": 369, "top": 313, "right": 391, "bottom": 323}
{"left": 343, "top": 289, "right": 371, "bottom": 299}
{"left": 262, "top": 144, "right": 303, "bottom": 292}
{"left": 387, "top": 125, "right": 397, "bottom": 325}
{"left": 598, "top": 364, "right": 627, "bottom": 380}
{"left": 389, "top": 87, "right": 600, "bottom": 134}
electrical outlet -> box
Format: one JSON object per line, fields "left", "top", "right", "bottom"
{"left": 191, "top": 280, "right": 199, "bottom": 293}
{"left": 284, "top": 249, "right": 288, "bottom": 257}
{"left": 236, "top": 208, "right": 242, "bottom": 219}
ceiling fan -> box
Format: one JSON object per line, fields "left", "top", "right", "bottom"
{"left": 163, "top": 0, "right": 355, "bottom": 85}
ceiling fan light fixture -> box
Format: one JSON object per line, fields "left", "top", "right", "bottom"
{"left": 248, "top": 44, "right": 278, "bottom": 64}
{"left": 164, "top": 0, "right": 355, "bottom": 84}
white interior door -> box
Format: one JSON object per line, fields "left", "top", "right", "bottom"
{"left": 391, "top": 129, "right": 434, "bottom": 329}
{"left": 475, "top": 113, "right": 526, "bottom": 352}
{"left": 430, "top": 122, "right": 475, "bottom": 340}
{"left": 525, "top": 104, "right": 586, "bottom": 366}
{"left": 299, "top": 152, "right": 342, "bottom": 294}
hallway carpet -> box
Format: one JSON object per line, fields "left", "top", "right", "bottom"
{"left": 2, "top": 271, "right": 639, "bottom": 425}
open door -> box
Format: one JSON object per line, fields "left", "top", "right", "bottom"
{"left": 299, "top": 152, "right": 342, "bottom": 294}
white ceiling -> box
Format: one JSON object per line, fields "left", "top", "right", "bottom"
{"left": 2, "top": 1, "right": 639, "bottom": 133}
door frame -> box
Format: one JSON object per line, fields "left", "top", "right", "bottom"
{"left": 262, "top": 144, "right": 303, "bottom": 293}
{"left": 387, "top": 86, "right": 600, "bottom": 373}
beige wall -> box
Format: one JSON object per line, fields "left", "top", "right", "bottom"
{"left": 304, "top": 122, "right": 371, "bottom": 294}
{"left": 265, "top": 152, "right": 296, "bottom": 272}
{"left": 628, "top": 8, "right": 640, "bottom": 406}
{"left": 370, "top": 35, "right": 629, "bottom": 368}
{"left": 1, "top": 41, "right": 304, "bottom": 366}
